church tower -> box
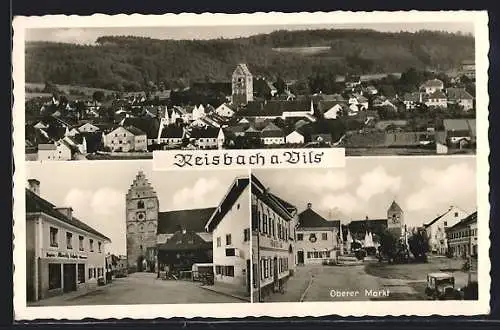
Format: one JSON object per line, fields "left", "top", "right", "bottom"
{"left": 126, "top": 171, "right": 159, "bottom": 272}
{"left": 231, "top": 63, "right": 253, "bottom": 106}
{"left": 387, "top": 200, "right": 405, "bottom": 239}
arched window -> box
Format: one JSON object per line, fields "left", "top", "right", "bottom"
{"left": 139, "top": 224, "right": 145, "bottom": 233}
{"left": 137, "top": 200, "right": 145, "bottom": 209}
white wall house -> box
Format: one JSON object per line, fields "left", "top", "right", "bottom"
{"left": 103, "top": 126, "right": 147, "bottom": 152}
{"left": 285, "top": 131, "right": 305, "bottom": 144}
{"left": 78, "top": 123, "right": 100, "bottom": 133}
{"left": 205, "top": 177, "right": 251, "bottom": 297}
{"left": 37, "top": 141, "right": 73, "bottom": 161}
{"left": 323, "top": 104, "right": 343, "bottom": 119}
{"left": 215, "top": 104, "right": 235, "bottom": 118}
{"left": 192, "top": 105, "right": 207, "bottom": 121}
{"left": 424, "top": 206, "right": 469, "bottom": 255}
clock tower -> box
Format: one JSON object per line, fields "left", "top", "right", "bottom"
{"left": 231, "top": 63, "right": 254, "bottom": 106}
{"left": 387, "top": 200, "right": 404, "bottom": 239}
{"left": 126, "top": 171, "right": 159, "bottom": 272}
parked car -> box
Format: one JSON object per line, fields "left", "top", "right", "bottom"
{"left": 425, "top": 272, "right": 461, "bottom": 300}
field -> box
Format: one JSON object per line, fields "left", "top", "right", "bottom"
{"left": 25, "top": 82, "right": 118, "bottom": 97}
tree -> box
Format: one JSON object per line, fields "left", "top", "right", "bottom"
{"left": 275, "top": 76, "right": 286, "bottom": 95}
{"left": 408, "top": 229, "right": 430, "bottom": 262}
{"left": 93, "top": 90, "right": 105, "bottom": 102}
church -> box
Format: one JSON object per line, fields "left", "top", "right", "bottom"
{"left": 125, "top": 171, "right": 214, "bottom": 273}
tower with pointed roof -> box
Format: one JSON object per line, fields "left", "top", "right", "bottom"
{"left": 232, "top": 64, "right": 253, "bottom": 106}
{"left": 387, "top": 200, "right": 404, "bottom": 238}
{"left": 126, "top": 171, "right": 159, "bottom": 272}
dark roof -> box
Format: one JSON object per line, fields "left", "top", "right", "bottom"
{"left": 423, "top": 213, "right": 446, "bottom": 228}
{"left": 157, "top": 207, "right": 216, "bottom": 234}
{"left": 157, "top": 231, "right": 211, "bottom": 251}
{"left": 388, "top": 201, "right": 403, "bottom": 213}
{"left": 121, "top": 117, "right": 160, "bottom": 139}
{"left": 251, "top": 174, "right": 294, "bottom": 226}
{"left": 427, "top": 90, "right": 447, "bottom": 99}
{"left": 240, "top": 100, "right": 312, "bottom": 117}
{"left": 297, "top": 207, "right": 340, "bottom": 229}
{"left": 26, "top": 189, "right": 110, "bottom": 241}
{"left": 125, "top": 125, "right": 147, "bottom": 136}
{"left": 160, "top": 125, "right": 184, "bottom": 138}
{"left": 80, "top": 132, "right": 103, "bottom": 153}
{"left": 446, "top": 88, "right": 473, "bottom": 100}
{"left": 343, "top": 219, "right": 388, "bottom": 241}
{"left": 205, "top": 177, "right": 250, "bottom": 232}
{"left": 269, "top": 193, "right": 296, "bottom": 214}
{"left": 190, "top": 127, "right": 220, "bottom": 138}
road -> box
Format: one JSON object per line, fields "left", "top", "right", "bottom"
{"left": 32, "top": 272, "right": 242, "bottom": 306}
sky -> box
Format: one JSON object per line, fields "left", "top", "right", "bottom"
{"left": 253, "top": 156, "right": 477, "bottom": 228}
{"left": 25, "top": 22, "right": 474, "bottom": 45}
{"left": 25, "top": 161, "right": 248, "bottom": 255}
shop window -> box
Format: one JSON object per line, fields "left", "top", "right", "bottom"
{"left": 225, "top": 248, "right": 236, "bottom": 256}
{"left": 50, "top": 227, "right": 59, "bottom": 247}
{"left": 48, "top": 264, "right": 61, "bottom": 290}
{"left": 78, "top": 264, "right": 85, "bottom": 284}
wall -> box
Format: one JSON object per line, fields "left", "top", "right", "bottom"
{"left": 262, "top": 137, "right": 285, "bottom": 145}
{"left": 133, "top": 135, "right": 148, "bottom": 151}
{"left": 427, "top": 207, "right": 467, "bottom": 254}
{"left": 105, "top": 127, "right": 135, "bottom": 152}
{"left": 295, "top": 228, "right": 339, "bottom": 264}
{"left": 212, "top": 185, "right": 250, "bottom": 289}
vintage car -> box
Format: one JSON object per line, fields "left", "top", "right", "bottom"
{"left": 424, "top": 272, "right": 461, "bottom": 300}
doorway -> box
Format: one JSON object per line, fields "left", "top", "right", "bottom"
{"left": 273, "top": 257, "right": 278, "bottom": 291}
{"left": 63, "top": 264, "right": 76, "bottom": 293}
{"left": 137, "top": 256, "right": 144, "bottom": 272}
{"left": 246, "top": 259, "right": 251, "bottom": 294}
{"left": 297, "top": 251, "right": 304, "bottom": 265}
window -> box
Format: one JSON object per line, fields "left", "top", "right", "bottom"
{"left": 297, "top": 233, "right": 303, "bottom": 241}
{"left": 98, "top": 242, "right": 102, "bottom": 253}
{"left": 89, "top": 268, "right": 93, "bottom": 279}
{"left": 79, "top": 236, "right": 84, "bottom": 251}
{"left": 454, "top": 212, "right": 459, "bottom": 217}
{"left": 444, "top": 221, "right": 448, "bottom": 227}
{"left": 237, "top": 203, "right": 240, "bottom": 210}
{"left": 263, "top": 214, "right": 268, "bottom": 234}
{"left": 66, "top": 232, "right": 73, "bottom": 249}
{"left": 223, "top": 266, "right": 235, "bottom": 277}
{"left": 78, "top": 264, "right": 85, "bottom": 284}
{"left": 138, "top": 200, "right": 145, "bottom": 209}
{"left": 89, "top": 239, "right": 94, "bottom": 252}
{"left": 322, "top": 233, "right": 328, "bottom": 240}
{"left": 216, "top": 237, "right": 221, "bottom": 247}
{"left": 225, "top": 248, "right": 236, "bottom": 256}
{"left": 226, "top": 234, "right": 232, "bottom": 246}
{"left": 50, "top": 227, "right": 59, "bottom": 247}
{"left": 215, "top": 265, "right": 222, "bottom": 275}
{"left": 244, "top": 228, "right": 250, "bottom": 242}
{"left": 48, "top": 264, "right": 61, "bottom": 290}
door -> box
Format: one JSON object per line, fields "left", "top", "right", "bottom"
{"left": 297, "top": 251, "right": 304, "bottom": 265}
{"left": 246, "top": 259, "right": 251, "bottom": 294}
{"left": 273, "top": 257, "right": 278, "bottom": 291}
{"left": 137, "top": 256, "right": 144, "bottom": 272}
{"left": 63, "top": 264, "right": 76, "bottom": 293}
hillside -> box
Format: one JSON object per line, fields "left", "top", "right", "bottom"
{"left": 25, "top": 29, "right": 474, "bottom": 92}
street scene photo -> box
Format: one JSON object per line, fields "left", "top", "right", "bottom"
{"left": 25, "top": 161, "right": 251, "bottom": 305}
{"left": 24, "top": 22, "right": 476, "bottom": 161}
{"left": 251, "top": 156, "right": 478, "bottom": 302}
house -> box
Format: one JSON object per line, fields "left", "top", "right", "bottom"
{"left": 25, "top": 179, "right": 111, "bottom": 302}
{"left": 446, "top": 211, "right": 478, "bottom": 258}
{"left": 251, "top": 174, "right": 298, "bottom": 302}
{"left": 443, "top": 119, "right": 476, "bottom": 146}
{"left": 62, "top": 135, "right": 87, "bottom": 154}
{"left": 215, "top": 104, "right": 236, "bottom": 118}
{"left": 295, "top": 203, "right": 341, "bottom": 265}
{"left": 37, "top": 140, "right": 74, "bottom": 161}
{"left": 158, "top": 125, "right": 184, "bottom": 146}
{"left": 260, "top": 122, "right": 285, "bottom": 145}
{"left": 365, "top": 85, "right": 378, "bottom": 95}
{"left": 285, "top": 130, "right": 305, "bottom": 145}
{"left": 103, "top": 126, "right": 148, "bottom": 152}
{"left": 120, "top": 117, "right": 161, "bottom": 146}
{"left": 190, "top": 127, "right": 225, "bottom": 150}
{"left": 205, "top": 176, "right": 251, "bottom": 300}
{"left": 78, "top": 122, "right": 100, "bottom": 133}
{"left": 423, "top": 206, "right": 469, "bottom": 255}
{"left": 319, "top": 101, "right": 347, "bottom": 119}
{"left": 420, "top": 79, "right": 444, "bottom": 94}
{"left": 446, "top": 88, "right": 474, "bottom": 111}
{"left": 461, "top": 60, "right": 475, "bottom": 80}
{"left": 345, "top": 74, "right": 361, "bottom": 89}
{"left": 239, "top": 100, "right": 314, "bottom": 120}
{"left": 403, "top": 92, "right": 422, "bottom": 110}
{"left": 424, "top": 90, "right": 448, "bottom": 108}
{"left": 192, "top": 105, "right": 207, "bottom": 121}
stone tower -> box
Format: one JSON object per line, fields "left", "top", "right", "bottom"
{"left": 387, "top": 200, "right": 405, "bottom": 239}
{"left": 126, "top": 171, "right": 159, "bottom": 272}
{"left": 232, "top": 63, "right": 253, "bottom": 106}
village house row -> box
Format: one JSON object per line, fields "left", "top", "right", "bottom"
{"left": 25, "top": 61, "right": 476, "bottom": 160}
{"left": 25, "top": 167, "right": 478, "bottom": 303}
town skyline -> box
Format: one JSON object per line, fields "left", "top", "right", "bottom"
{"left": 25, "top": 162, "right": 248, "bottom": 255}
{"left": 25, "top": 22, "right": 474, "bottom": 45}
{"left": 252, "top": 156, "right": 477, "bottom": 229}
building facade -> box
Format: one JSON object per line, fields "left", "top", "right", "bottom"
{"left": 295, "top": 203, "right": 341, "bottom": 265}
{"left": 251, "top": 175, "right": 298, "bottom": 302}
{"left": 205, "top": 177, "right": 251, "bottom": 298}
{"left": 232, "top": 64, "right": 254, "bottom": 106}
{"left": 104, "top": 126, "right": 148, "bottom": 152}
{"left": 26, "top": 179, "right": 111, "bottom": 302}
{"left": 424, "top": 206, "right": 469, "bottom": 255}
{"left": 446, "top": 211, "right": 478, "bottom": 258}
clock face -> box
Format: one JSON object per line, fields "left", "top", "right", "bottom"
{"left": 137, "top": 212, "right": 146, "bottom": 221}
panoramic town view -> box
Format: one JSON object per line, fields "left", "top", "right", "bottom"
{"left": 24, "top": 25, "right": 476, "bottom": 160}
{"left": 25, "top": 162, "right": 251, "bottom": 305}
{"left": 251, "top": 157, "right": 478, "bottom": 302}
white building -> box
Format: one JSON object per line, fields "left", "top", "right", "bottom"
{"left": 215, "top": 104, "right": 236, "bottom": 118}
{"left": 190, "top": 127, "right": 225, "bottom": 150}
{"left": 285, "top": 130, "right": 304, "bottom": 145}
{"left": 323, "top": 104, "right": 343, "bottom": 119}
{"left": 78, "top": 123, "right": 100, "bottom": 133}
{"left": 424, "top": 90, "right": 448, "bottom": 109}
{"left": 37, "top": 140, "right": 73, "bottom": 161}
{"left": 420, "top": 79, "right": 444, "bottom": 94}
{"left": 192, "top": 105, "right": 207, "bottom": 121}
{"left": 103, "top": 126, "right": 147, "bottom": 152}
{"left": 205, "top": 177, "right": 251, "bottom": 298}
{"left": 424, "top": 206, "right": 469, "bottom": 255}
{"left": 25, "top": 179, "right": 111, "bottom": 302}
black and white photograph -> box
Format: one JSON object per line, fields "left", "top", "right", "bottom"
{"left": 23, "top": 21, "right": 478, "bottom": 160}
{"left": 25, "top": 161, "right": 251, "bottom": 305}
{"left": 251, "top": 156, "right": 478, "bottom": 302}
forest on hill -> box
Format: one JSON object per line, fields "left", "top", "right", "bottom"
{"left": 25, "top": 29, "right": 474, "bottom": 92}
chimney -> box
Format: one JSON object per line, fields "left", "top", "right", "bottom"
{"left": 307, "top": 203, "right": 312, "bottom": 209}
{"left": 27, "top": 179, "right": 40, "bottom": 196}
{"left": 55, "top": 207, "right": 73, "bottom": 220}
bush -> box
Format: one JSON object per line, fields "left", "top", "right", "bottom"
{"left": 355, "top": 249, "right": 367, "bottom": 260}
